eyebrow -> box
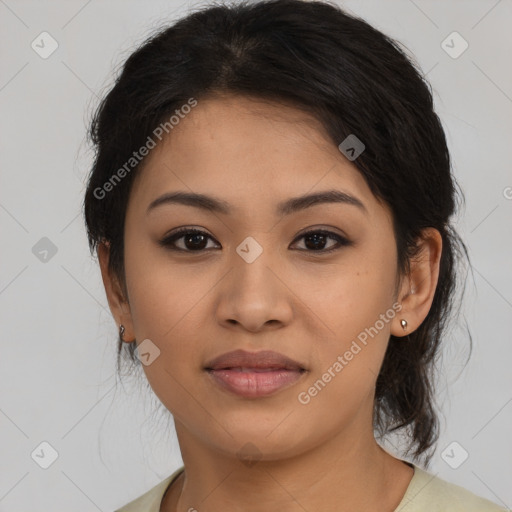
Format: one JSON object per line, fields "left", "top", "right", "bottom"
{"left": 146, "top": 189, "right": 367, "bottom": 216}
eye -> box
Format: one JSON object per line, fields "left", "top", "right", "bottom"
{"left": 290, "top": 229, "right": 352, "bottom": 253}
{"left": 159, "top": 228, "right": 220, "bottom": 252}
{"left": 159, "top": 227, "right": 352, "bottom": 253}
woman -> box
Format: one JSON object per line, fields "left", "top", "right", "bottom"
{"left": 83, "top": 0, "right": 507, "bottom": 510}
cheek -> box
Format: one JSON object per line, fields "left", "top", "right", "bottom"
{"left": 311, "top": 261, "right": 395, "bottom": 336}
{"left": 308, "top": 254, "right": 397, "bottom": 381}
{"left": 123, "top": 235, "right": 202, "bottom": 337}
{"left": 122, "top": 241, "right": 208, "bottom": 410}
{"left": 122, "top": 238, "right": 218, "bottom": 396}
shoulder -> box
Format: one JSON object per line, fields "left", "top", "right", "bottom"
{"left": 395, "top": 465, "right": 508, "bottom": 512}
{"left": 114, "top": 466, "right": 184, "bottom": 512}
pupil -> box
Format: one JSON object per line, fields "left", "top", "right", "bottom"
{"left": 305, "top": 233, "right": 326, "bottom": 250}
{"left": 186, "top": 233, "right": 207, "bottom": 250}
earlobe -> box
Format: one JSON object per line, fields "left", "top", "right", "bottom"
{"left": 119, "top": 324, "right": 135, "bottom": 343}
{"left": 392, "top": 228, "right": 443, "bottom": 338}
{"left": 97, "top": 241, "right": 136, "bottom": 343}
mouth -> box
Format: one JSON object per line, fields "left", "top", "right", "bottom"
{"left": 213, "top": 367, "right": 304, "bottom": 372}
{"left": 204, "top": 350, "right": 307, "bottom": 398}
{"left": 206, "top": 367, "right": 306, "bottom": 398}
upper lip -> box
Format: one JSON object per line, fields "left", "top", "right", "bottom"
{"left": 204, "top": 349, "right": 305, "bottom": 371}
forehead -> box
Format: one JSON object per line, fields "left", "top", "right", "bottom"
{"left": 128, "top": 95, "right": 385, "bottom": 220}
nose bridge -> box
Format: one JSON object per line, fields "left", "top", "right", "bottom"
{"left": 215, "top": 234, "right": 292, "bottom": 331}
{"left": 232, "top": 234, "right": 277, "bottom": 296}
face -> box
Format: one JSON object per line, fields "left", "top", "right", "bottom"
{"left": 112, "top": 94, "right": 409, "bottom": 461}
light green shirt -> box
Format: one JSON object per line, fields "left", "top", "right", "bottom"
{"left": 115, "top": 464, "right": 508, "bottom": 511}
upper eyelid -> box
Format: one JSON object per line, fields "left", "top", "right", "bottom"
{"left": 161, "top": 226, "right": 347, "bottom": 240}
{"left": 163, "top": 224, "right": 347, "bottom": 237}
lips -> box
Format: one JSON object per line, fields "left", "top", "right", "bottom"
{"left": 204, "top": 349, "right": 305, "bottom": 372}
{"left": 204, "top": 350, "right": 307, "bottom": 398}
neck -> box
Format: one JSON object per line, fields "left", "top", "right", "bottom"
{"left": 162, "top": 419, "right": 414, "bottom": 512}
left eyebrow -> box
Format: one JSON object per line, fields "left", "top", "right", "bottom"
{"left": 277, "top": 189, "right": 367, "bottom": 216}
{"left": 146, "top": 189, "right": 367, "bottom": 216}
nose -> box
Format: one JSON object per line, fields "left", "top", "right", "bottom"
{"left": 215, "top": 248, "right": 294, "bottom": 333}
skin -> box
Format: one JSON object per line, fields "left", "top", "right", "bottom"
{"left": 98, "top": 94, "right": 442, "bottom": 511}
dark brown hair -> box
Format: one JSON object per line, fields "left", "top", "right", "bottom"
{"left": 83, "top": 0, "right": 471, "bottom": 466}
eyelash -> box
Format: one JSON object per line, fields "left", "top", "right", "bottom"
{"left": 158, "top": 227, "right": 352, "bottom": 254}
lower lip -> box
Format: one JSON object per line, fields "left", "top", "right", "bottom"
{"left": 206, "top": 368, "right": 305, "bottom": 398}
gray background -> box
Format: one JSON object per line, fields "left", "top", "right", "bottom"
{"left": 1, "top": 0, "right": 511, "bottom": 510}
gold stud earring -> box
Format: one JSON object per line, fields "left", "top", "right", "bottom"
{"left": 119, "top": 324, "right": 133, "bottom": 343}
{"left": 400, "top": 319, "right": 408, "bottom": 331}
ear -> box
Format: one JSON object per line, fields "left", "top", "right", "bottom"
{"left": 98, "top": 241, "right": 136, "bottom": 343}
{"left": 391, "top": 227, "right": 443, "bottom": 337}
